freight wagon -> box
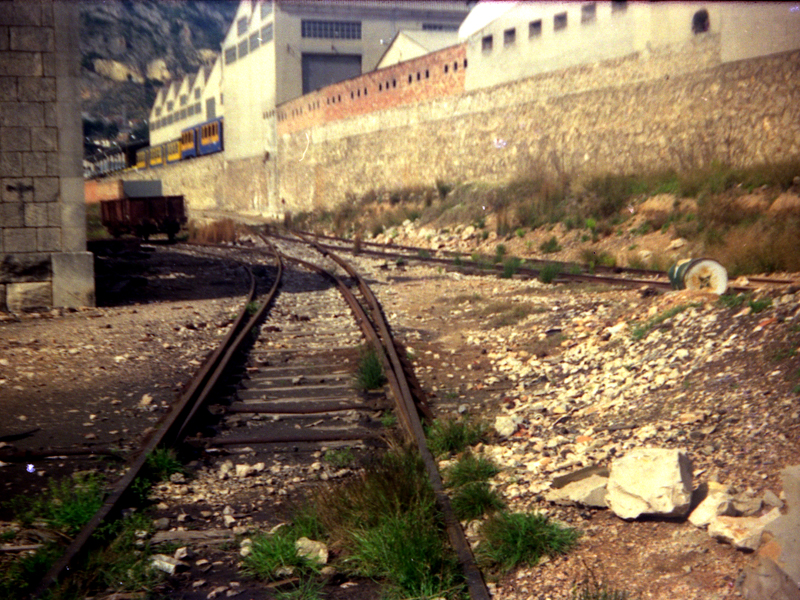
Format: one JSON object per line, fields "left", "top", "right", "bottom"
{"left": 100, "top": 195, "right": 187, "bottom": 241}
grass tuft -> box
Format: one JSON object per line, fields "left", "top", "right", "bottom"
{"left": 426, "top": 417, "right": 488, "bottom": 458}
{"left": 478, "top": 511, "right": 581, "bottom": 573}
{"left": 451, "top": 482, "right": 506, "bottom": 521}
{"left": 243, "top": 526, "right": 320, "bottom": 582}
{"left": 539, "top": 263, "right": 561, "bottom": 284}
{"left": 444, "top": 452, "right": 500, "bottom": 488}
{"left": 355, "top": 346, "right": 387, "bottom": 391}
{"left": 571, "top": 574, "right": 632, "bottom": 599}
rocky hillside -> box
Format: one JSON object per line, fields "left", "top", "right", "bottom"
{"left": 79, "top": 0, "right": 238, "bottom": 125}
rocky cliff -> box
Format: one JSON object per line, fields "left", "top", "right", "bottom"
{"left": 80, "top": 0, "right": 238, "bottom": 125}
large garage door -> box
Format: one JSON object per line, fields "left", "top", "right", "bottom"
{"left": 302, "top": 53, "right": 361, "bottom": 94}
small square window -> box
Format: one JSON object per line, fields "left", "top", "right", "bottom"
{"left": 482, "top": 34, "right": 493, "bottom": 52}
{"left": 612, "top": 1, "right": 627, "bottom": 13}
{"left": 554, "top": 12, "right": 567, "bottom": 31}
{"left": 504, "top": 27, "right": 516, "bottom": 46}
{"left": 581, "top": 3, "right": 596, "bottom": 24}
{"left": 529, "top": 20, "right": 542, "bottom": 37}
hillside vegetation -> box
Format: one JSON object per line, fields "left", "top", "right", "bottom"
{"left": 292, "top": 160, "right": 800, "bottom": 276}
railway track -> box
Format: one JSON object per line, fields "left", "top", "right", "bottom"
{"left": 29, "top": 232, "right": 490, "bottom": 600}
{"left": 270, "top": 227, "right": 798, "bottom": 291}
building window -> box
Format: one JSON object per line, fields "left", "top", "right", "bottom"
{"left": 179, "top": 108, "right": 186, "bottom": 120}
{"left": 422, "top": 23, "right": 458, "bottom": 31}
{"left": 180, "top": 94, "right": 187, "bottom": 106}
{"left": 692, "top": 9, "right": 710, "bottom": 34}
{"left": 237, "top": 17, "right": 248, "bottom": 36}
{"left": 262, "top": 23, "right": 273, "bottom": 44}
{"left": 378, "top": 83, "right": 382, "bottom": 91}
{"left": 224, "top": 46, "right": 236, "bottom": 64}
{"left": 464, "top": 58, "right": 468, "bottom": 68}
{"left": 504, "top": 27, "right": 516, "bottom": 46}
{"left": 416, "top": 72, "right": 421, "bottom": 80}
{"left": 250, "top": 31, "right": 260, "bottom": 51}
{"left": 194, "top": 102, "right": 200, "bottom": 114}
{"left": 529, "top": 20, "right": 542, "bottom": 38}
{"left": 408, "top": 74, "right": 413, "bottom": 83}
{"left": 453, "top": 61, "right": 458, "bottom": 71}
{"left": 612, "top": 1, "right": 627, "bottom": 13}
{"left": 238, "top": 39, "right": 249, "bottom": 58}
{"left": 482, "top": 34, "right": 493, "bottom": 52}
{"left": 301, "top": 20, "right": 361, "bottom": 40}
{"left": 581, "top": 3, "right": 596, "bottom": 24}
{"left": 156, "top": 107, "right": 162, "bottom": 116}
{"left": 392, "top": 80, "right": 396, "bottom": 88}
{"left": 167, "top": 101, "right": 174, "bottom": 112}
{"left": 554, "top": 12, "right": 567, "bottom": 31}
{"left": 444, "top": 64, "right": 449, "bottom": 73}
{"left": 261, "top": 1, "right": 272, "bottom": 19}
{"left": 425, "top": 69, "right": 429, "bottom": 78}
{"left": 194, "top": 88, "right": 200, "bottom": 99}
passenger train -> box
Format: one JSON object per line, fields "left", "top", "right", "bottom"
{"left": 133, "top": 116, "right": 224, "bottom": 171}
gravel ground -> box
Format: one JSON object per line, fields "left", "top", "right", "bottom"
{"left": 1, "top": 238, "right": 799, "bottom": 600}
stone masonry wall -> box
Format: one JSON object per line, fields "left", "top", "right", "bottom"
{"left": 276, "top": 35, "right": 800, "bottom": 211}
{"left": 0, "top": 0, "right": 93, "bottom": 313}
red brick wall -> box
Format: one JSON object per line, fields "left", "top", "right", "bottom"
{"left": 277, "top": 43, "right": 467, "bottom": 135}
{"left": 84, "top": 180, "right": 123, "bottom": 204}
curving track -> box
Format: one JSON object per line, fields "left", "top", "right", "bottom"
{"left": 31, "top": 231, "right": 490, "bottom": 600}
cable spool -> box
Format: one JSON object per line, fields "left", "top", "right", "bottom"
{"left": 667, "top": 258, "right": 728, "bottom": 295}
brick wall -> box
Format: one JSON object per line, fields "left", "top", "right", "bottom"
{"left": 276, "top": 35, "right": 800, "bottom": 211}
{"left": 277, "top": 44, "right": 466, "bottom": 136}
{"left": 0, "top": 1, "right": 93, "bottom": 312}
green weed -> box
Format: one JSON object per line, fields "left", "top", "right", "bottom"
{"left": 501, "top": 256, "right": 523, "bottom": 279}
{"left": 539, "top": 236, "right": 561, "bottom": 254}
{"left": 445, "top": 453, "right": 500, "bottom": 488}
{"left": 478, "top": 511, "right": 581, "bottom": 573}
{"left": 324, "top": 448, "right": 355, "bottom": 469}
{"left": 539, "top": 263, "right": 561, "bottom": 284}
{"left": 451, "top": 482, "right": 506, "bottom": 521}
{"left": 426, "top": 417, "right": 488, "bottom": 458}
{"left": 243, "top": 526, "right": 321, "bottom": 582}
{"left": 380, "top": 411, "right": 398, "bottom": 428}
{"left": 571, "top": 575, "right": 631, "bottom": 599}
{"left": 355, "top": 346, "right": 386, "bottom": 391}
{"left": 749, "top": 297, "right": 773, "bottom": 313}
{"left": 717, "top": 293, "right": 747, "bottom": 309}
{"left": 9, "top": 471, "right": 105, "bottom": 536}
{"left": 630, "top": 304, "right": 692, "bottom": 341}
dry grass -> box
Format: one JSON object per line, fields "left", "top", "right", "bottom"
{"left": 705, "top": 216, "right": 800, "bottom": 275}
{"left": 187, "top": 218, "right": 239, "bottom": 244}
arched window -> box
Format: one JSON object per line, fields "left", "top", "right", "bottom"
{"left": 692, "top": 9, "right": 709, "bottom": 34}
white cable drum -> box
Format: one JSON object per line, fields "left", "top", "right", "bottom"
{"left": 668, "top": 258, "right": 728, "bottom": 295}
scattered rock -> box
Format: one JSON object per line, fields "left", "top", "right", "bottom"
{"left": 760, "top": 465, "right": 800, "bottom": 586}
{"left": 606, "top": 448, "right": 693, "bottom": 519}
{"left": 295, "top": 537, "right": 328, "bottom": 565}
{"left": 689, "top": 482, "right": 736, "bottom": 527}
{"left": 709, "top": 508, "right": 782, "bottom": 551}
{"left": 494, "top": 415, "right": 521, "bottom": 437}
{"left": 150, "top": 553, "right": 188, "bottom": 575}
{"left": 545, "top": 474, "right": 608, "bottom": 508}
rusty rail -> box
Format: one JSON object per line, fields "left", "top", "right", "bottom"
{"left": 267, "top": 231, "right": 492, "bottom": 600}
{"left": 33, "top": 249, "right": 283, "bottom": 599}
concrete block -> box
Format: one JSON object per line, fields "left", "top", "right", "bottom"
{"left": 46, "top": 201, "right": 59, "bottom": 226}
{"left": 37, "top": 226, "right": 60, "bottom": 251}
{"left": 0, "top": 126, "right": 31, "bottom": 150}
{"left": 0, "top": 77, "right": 16, "bottom": 100}
{"left": 42, "top": 52, "right": 55, "bottom": 77}
{"left": 0, "top": 51, "right": 42, "bottom": 77}
{"left": 45, "top": 151, "right": 58, "bottom": 176}
{"left": 0, "top": 151, "right": 22, "bottom": 176}
{"left": 52, "top": 251, "right": 94, "bottom": 308}
{"left": 33, "top": 176, "right": 58, "bottom": 202}
{"left": 0, "top": 3, "right": 43, "bottom": 27}
{"left": 0, "top": 202, "right": 24, "bottom": 227}
{"left": 23, "top": 202, "right": 47, "bottom": 226}
{"left": 31, "top": 127, "right": 57, "bottom": 152}
{"left": 22, "top": 151, "right": 47, "bottom": 176}
{"left": 18, "top": 77, "right": 56, "bottom": 102}
{"left": 2, "top": 177, "right": 33, "bottom": 202}
{"left": 3, "top": 228, "right": 36, "bottom": 252}
{"left": 43, "top": 102, "right": 56, "bottom": 126}
{"left": 6, "top": 280, "right": 51, "bottom": 313}
{"left": 0, "top": 252, "right": 50, "bottom": 283}
{"left": 10, "top": 26, "right": 54, "bottom": 52}
{"left": 0, "top": 101, "right": 43, "bottom": 126}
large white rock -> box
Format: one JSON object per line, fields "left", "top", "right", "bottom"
{"left": 295, "top": 537, "right": 328, "bottom": 565}
{"left": 607, "top": 448, "right": 693, "bottom": 519}
{"left": 545, "top": 474, "right": 608, "bottom": 508}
